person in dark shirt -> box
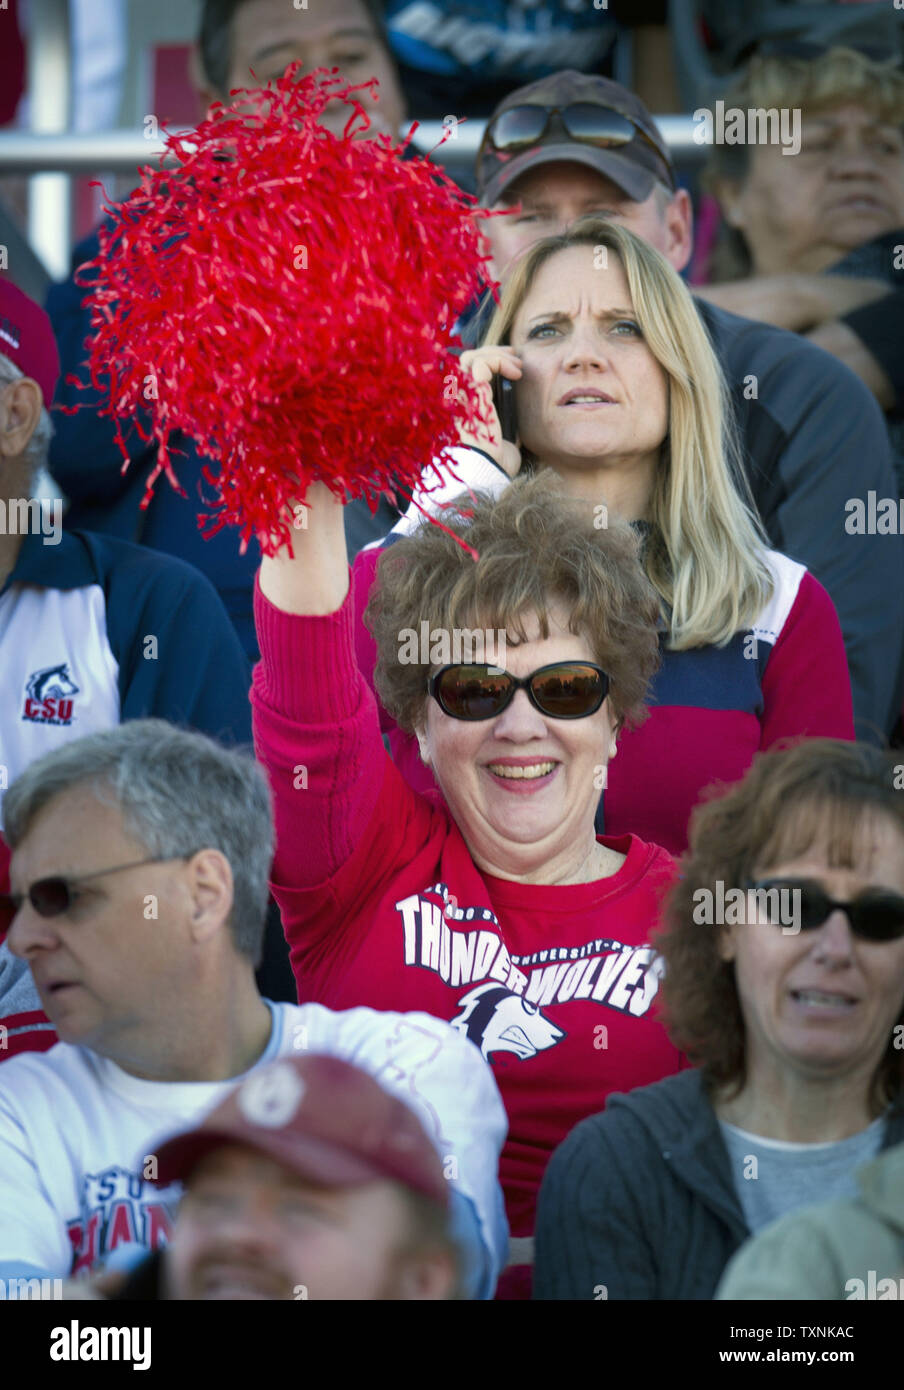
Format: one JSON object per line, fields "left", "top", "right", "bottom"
{"left": 534, "top": 739, "right": 904, "bottom": 1300}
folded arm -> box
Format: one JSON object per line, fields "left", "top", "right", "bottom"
{"left": 694, "top": 273, "right": 888, "bottom": 334}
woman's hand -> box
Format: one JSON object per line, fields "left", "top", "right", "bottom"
{"left": 457, "top": 346, "right": 524, "bottom": 480}
{"left": 258, "top": 480, "right": 350, "bottom": 617}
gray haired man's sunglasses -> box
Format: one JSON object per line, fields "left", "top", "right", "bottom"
{"left": 0, "top": 855, "right": 188, "bottom": 918}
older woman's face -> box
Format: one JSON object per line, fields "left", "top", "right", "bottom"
{"left": 509, "top": 245, "right": 669, "bottom": 478}
{"left": 415, "top": 605, "right": 617, "bottom": 878}
{"left": 721, "top": 104, "right": 904, "bottom": 275}
{"left": 720, "top": 815, "right": 904, "bottom": 1088}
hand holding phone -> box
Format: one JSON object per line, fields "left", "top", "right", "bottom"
{"left": 457, "top": 346, "right": 523, "bottom": 478}
{"left": 492, "top": 374, "right": 518, "bottom": 445}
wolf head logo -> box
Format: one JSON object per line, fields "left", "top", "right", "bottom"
{"left": 26, "top": 663, "right": 79, "bottom": 702}
{"left": 451, "top": 983, "right": 566, "bottom": 1061}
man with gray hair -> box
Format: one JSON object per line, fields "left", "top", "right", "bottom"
{"left": 0, "top": 278, "right": 262, "bottom": 1050}
{"left": 0, "top": 720, "right": 508, "bottom": 1299}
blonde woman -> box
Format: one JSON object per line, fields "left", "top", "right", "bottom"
{"left": 353, "top": 218, "right": 854, "bottom": 854}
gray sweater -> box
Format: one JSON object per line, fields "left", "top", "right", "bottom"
{"left": 533, "top": 1069, "right": 904, "bottom": 1300}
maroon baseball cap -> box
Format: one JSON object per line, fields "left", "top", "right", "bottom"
{"left": 476, "top": 71, "right": 675, "bottom": 208}
{"left": 0, "top": 277, "right": 60, "bottom": 408}
{"left": 151, "top": 1054, "right": 450, "bottom": 1208}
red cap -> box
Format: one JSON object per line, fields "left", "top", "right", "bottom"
{"left": 151, "top": 1054, "right": 450, "bottom": 1208}
{"left": 0, "top": 277, "right": 60, "bottom": 408}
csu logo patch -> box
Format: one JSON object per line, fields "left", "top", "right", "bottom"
{"left": 22, "top": 662, "right": 80, "bottom": 726}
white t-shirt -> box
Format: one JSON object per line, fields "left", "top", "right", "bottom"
{"left": 0, "top": 1000, "right": 508, "bottom": 1298}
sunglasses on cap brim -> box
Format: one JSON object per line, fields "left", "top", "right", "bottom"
{"left": 480, "top": 102, "right": 675, "bottom": 188}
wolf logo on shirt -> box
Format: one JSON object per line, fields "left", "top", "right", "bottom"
{"left": 22, "top": 662, "right": 80, "bottom": 726}
{"left": 451, "top": 983, "right": 565, "bottom": 1061}
{"left": 396, "top": 881, "right": 666, "bottom": 1063}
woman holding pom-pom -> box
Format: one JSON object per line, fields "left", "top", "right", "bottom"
{"left": 82, "top": 71, "right": 853, "bottom": 1298}
{"left": 252, "top": 468, "right": 682, "bottom": 1299}
{"left": 86, "top": 69, "right": 674, "bottom": 1294}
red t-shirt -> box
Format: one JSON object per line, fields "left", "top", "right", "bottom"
{"left": 252, "top": 578, "right": 682, "bottom": 1237}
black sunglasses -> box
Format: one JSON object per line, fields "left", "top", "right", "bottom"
{"left": 0, "top": 855, "right": 187, "bottom": 919}
{"left": 428, "top": 661, "right": 610, "bottom": 721}
{"left": 480, "top": 102, "right": 674, "bottom": 184}
{"left": 746, "top": 878, "right": 904, "bottom": 942}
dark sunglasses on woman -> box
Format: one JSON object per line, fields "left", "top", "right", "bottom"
{"left": 0, "top": 855, "right": 187, "bottom": 919}
{"left": 428, "top": 661, "right": 610, "bottom": 721}
{"left": 747, "top": 877, "right": 904, "bottom": 942}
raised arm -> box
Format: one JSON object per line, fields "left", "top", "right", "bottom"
{"left": 258, "top": 481, "right": 350, "bottom": 617}
{"left": 251, "top": 484, "right": 440, "bottom": 971}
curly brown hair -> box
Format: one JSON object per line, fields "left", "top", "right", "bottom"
{"left": 658, "top": 739, "right": 904, "bottom": 1109}
{"left": 364, "top": 472, "right": 662, "bottom": 736}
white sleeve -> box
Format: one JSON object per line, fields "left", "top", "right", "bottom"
{"left": 297, "top": 1002, "right": 509, "bottom": 1299}
{"left": 0, "top": 1093, "right": 73, "bottom": 1278}
{"left": 362, "top": 446, "right": 512, "bottom": 549}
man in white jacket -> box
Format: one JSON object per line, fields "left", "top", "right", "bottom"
{"left": 0, "top": 719, "right": 508, "bottom": 1298}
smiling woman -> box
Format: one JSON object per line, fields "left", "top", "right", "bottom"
{"left": 534, "top": 738, "right": 904, "bottom": 1300}
{"left": 252, "top": 470, "right": 685, "bottom": 1292}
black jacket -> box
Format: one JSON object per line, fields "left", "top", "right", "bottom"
{"left": 533, "top": 1069, "right": 904, "bottom": 1300}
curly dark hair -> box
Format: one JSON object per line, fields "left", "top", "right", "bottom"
{"left": 365, "top": 472, "right": 662, "bottom": 736}
{"left": 659, "top": 738, "right": 904, "bottom": 1110}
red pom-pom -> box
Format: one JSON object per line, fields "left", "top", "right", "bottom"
{"left": 79, "top": 67, "right": 496, "bottom": 554}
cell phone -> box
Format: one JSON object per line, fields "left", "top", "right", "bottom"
{"left": 491, "top": 374, "right": 518, "bottom": 445}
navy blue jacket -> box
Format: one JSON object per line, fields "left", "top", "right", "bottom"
{"left": 0, "top": 528, "right": 252, "bottom": 780}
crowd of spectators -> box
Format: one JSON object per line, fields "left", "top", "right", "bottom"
{"left": 1, "top": 0, "right": 903, "bottom": 1304}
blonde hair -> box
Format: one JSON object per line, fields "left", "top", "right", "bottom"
{"left": 704, "top": 46, "right": 904, "bottom": 280}
{"left": 482, "top": 217, "right": 773, "bottom": 649}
